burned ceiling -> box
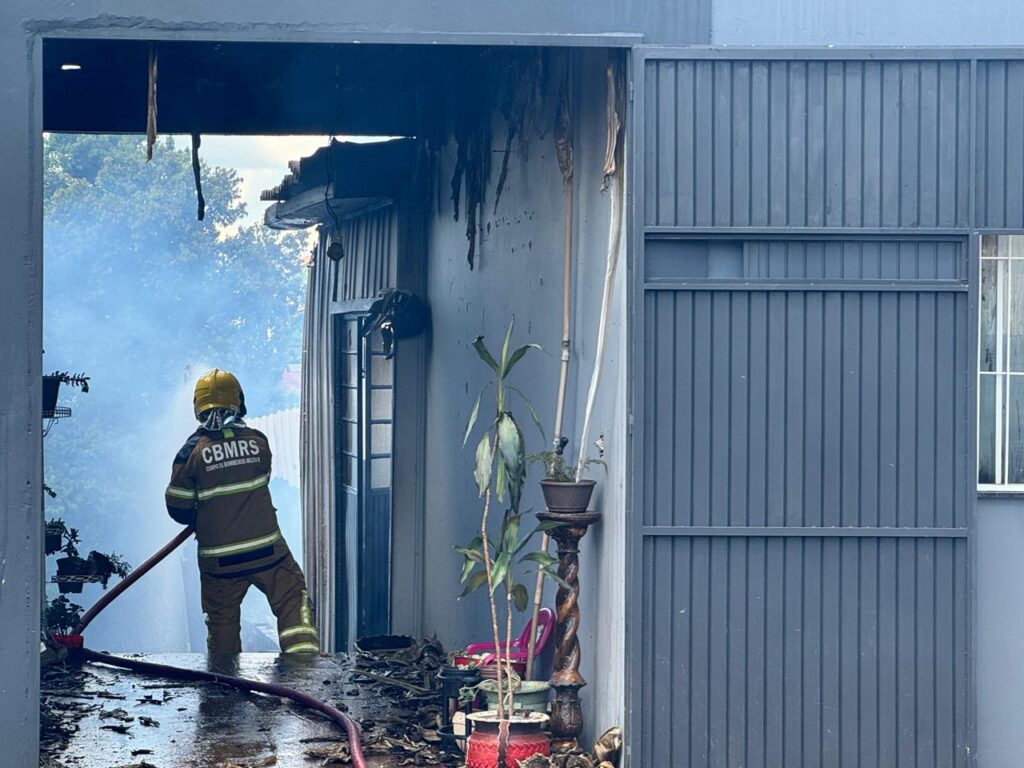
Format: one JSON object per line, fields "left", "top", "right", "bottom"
{"left": 43, "top": 39, "right": 493, "bottom": 136}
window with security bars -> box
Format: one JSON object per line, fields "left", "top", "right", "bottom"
{"left": 979, "top": 235, "right": 1024, "bottom": 488}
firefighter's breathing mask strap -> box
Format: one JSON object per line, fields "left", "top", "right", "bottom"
{"left": 198, "top": 407, "right": 242, "bottom": 432}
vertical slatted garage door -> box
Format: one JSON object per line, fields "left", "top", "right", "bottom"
{"left": 631, "top": 51, "right": 972, "bottom": 768}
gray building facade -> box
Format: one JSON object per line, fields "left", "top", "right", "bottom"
{"left": 6, "top": 2, "right": 1024, "bottom": 767}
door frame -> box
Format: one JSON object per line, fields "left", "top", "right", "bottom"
{"left": 331, "top": 299, "right": 394, "bottom": 645}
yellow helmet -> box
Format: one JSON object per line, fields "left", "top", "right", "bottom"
{"left": 193, "top": 368, "right": 244, "bottom": 419}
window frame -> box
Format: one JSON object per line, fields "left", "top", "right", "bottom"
{"left": 977, "top": 233, "right": 1024, "bottom": 491}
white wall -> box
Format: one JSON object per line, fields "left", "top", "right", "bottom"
{"left": 976, "top": 498, "right": 1024, "bottom": 768}
{"left": 712, "top": 0, "right": 1024, "bottom": 46}
{"left": 569, "top": 50, "right": 628, "bottom": 747}
{"left": 419, "top": 49, "right": 627, "bottom": 746}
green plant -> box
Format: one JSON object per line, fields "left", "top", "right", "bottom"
{"left": 60, "top": 527, "right": 81, "bottom": 559}
{"left": 528, "top": 450, "right": 606, "bottom": 482}
{"left": 454, "top": 319, "right": 563, "bottom": 720}
{"left": 46, "top": 371, "right": 91, "bottom": 393}
{"left": 87, "top": 551, "right": 132, "bottom": 588}
{"left": 44, "top": 595, "right": 83, "bottom": 636}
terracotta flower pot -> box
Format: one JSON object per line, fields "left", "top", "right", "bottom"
{"left": 465, "top": 711, "right": 550, "bottom": 768}
{"left": 539, "top": 479, "right": 596, "bottom": 513}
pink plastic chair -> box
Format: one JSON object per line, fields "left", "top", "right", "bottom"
{"left": 464, "top": 607, "right": 555, "bottom": 666}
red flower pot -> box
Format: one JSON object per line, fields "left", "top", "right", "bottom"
{"left": 465, "top": 711, "right": 550, "bottom": 768}
{"left": 51, "top": 633, "right": 83, "bottom": 649}
{"left": 51, "top": 633, "right": 84, "bottom": 663}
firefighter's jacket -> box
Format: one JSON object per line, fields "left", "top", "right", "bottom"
{"left": 165, "top": 422, "right": 290, "bottom": 578}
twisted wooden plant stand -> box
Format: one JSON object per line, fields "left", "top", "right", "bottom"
{"left": 535, "top": 509, "right": 601, "bottom": 752}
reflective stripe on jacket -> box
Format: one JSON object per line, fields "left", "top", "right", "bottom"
{"left": 165, "top": 423, "right": 289, "bottom": 577}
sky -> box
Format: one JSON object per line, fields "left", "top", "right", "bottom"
{"left": 183, "top": 134, "right": 400, "bottom": 226}
{"left": 188, "top": 135, "right": 330, "bottom": 225}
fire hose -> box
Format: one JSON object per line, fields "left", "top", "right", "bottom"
{"left": 62, "top": 526, "right": 367, "bottom": 768}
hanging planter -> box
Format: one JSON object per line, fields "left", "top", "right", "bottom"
{"left": 44, "top": 521, "right": 65, "bottom": 556}
{"left": 55, "top": 556, "right": 91, "bottom": 594}
{"left": 465, "top": 711, "right": 550, "bottom": 768}
{"left": 87, "top": 550, "right": 132, "bottom": 589}
{"left": 42, "top": 376, "right": 61, "bottom": 417}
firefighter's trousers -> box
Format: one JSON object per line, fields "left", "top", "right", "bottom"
{"left": 200, "top": 552, "right": 319, "bottom": 655}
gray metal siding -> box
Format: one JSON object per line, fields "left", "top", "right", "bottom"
{"left": 646, "top": 238, "right": 966, "bottom": 281}
{"left": 639, "top": 279, "right": 971, "bottom": 767}
{"left": 644, "top": 284, "right": 969, "bottom": 530}
{"left": 333, "top": 205, "right": 396, "bottom": 301}
{"left": 634, "top": 48, "right": 982, "bottom": 768}
{"left": 301, "top": 235, "right": 340, "bottom": 650}
{"left": 644, "top": 59, "right": 972, "bottom": 229}
{"left": 976, "top": 60, "right": 1024, "bottom": 229}
{"left": 641, "top": 535, "right": 969, "bottom": 768}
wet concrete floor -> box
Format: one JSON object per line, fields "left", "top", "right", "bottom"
{"left": 42, "top": 653, "right": 451, "bottom": 768}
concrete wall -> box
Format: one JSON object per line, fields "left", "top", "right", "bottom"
{"left": 5, "top": 1, "right": 706, "bottom": 46}
{"left": 0, "top": 20, "right": 43, "bottom": 767}
{"left": 712, "top": 0, "right": 1024, "bottom": 46}
{"left": 976, "top": 497, "right": 1024, "bottom": 768}
{"left": 418, "top": 49, "right": 626, "bottom": 745}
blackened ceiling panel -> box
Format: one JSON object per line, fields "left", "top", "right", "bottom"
{"left": 43, "top": 39, "right": 466, "bottom": 136}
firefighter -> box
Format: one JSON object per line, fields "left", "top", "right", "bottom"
{"left": 165, "top": 368, "right": 319, "bottom": 656}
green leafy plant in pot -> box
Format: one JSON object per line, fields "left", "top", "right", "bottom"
{"left": 54, "top": 526, "right": 88, "bottom": 594}
{"left": 455, "top": 319, "right": 564, "bottom": 767}
{"left": 529, "top": 448, "right": 606, "bottom": 514}
{"left": 53, "top": 526, "right": 132, "bottom": 594}
{"left": 44, "top": 595, "right": 84, "bottom": 638}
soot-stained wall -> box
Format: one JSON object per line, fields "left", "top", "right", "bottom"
{"left": 0, "top": 2, "right": 657, "bottom": 757}
{"left": 418, "top": 49, "right": 627, "bottom": 745}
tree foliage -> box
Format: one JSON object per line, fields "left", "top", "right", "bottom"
{"left": 43, "top": 133, "right": 307, "bottom": 545}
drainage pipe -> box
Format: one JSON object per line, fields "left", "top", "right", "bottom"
{"left": 82, "top": 648, "right": 367, "bottom": 768}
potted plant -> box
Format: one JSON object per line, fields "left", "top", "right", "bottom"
{"left": 475, "top": 677, "right": 551, "bottom": 714}
{"left": 45, "top": 595, "right": 85, "bottom": 653}
{"left": 454, "top": 320, "right": 564, "bottom": 768}
{"left": 87, "top": 550, "right": 132, "bottom": 589}
{"left": 45, "top": 517, "right": 67, "bottom": 556}
{"left": 42, "top": 371, "right": 89, "bottom": 417}
{"left": 54, "top": 527, "right": 89, "bottom": 594}
{"left": 529, "top": 448, "right": 606, "bottom": 514}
